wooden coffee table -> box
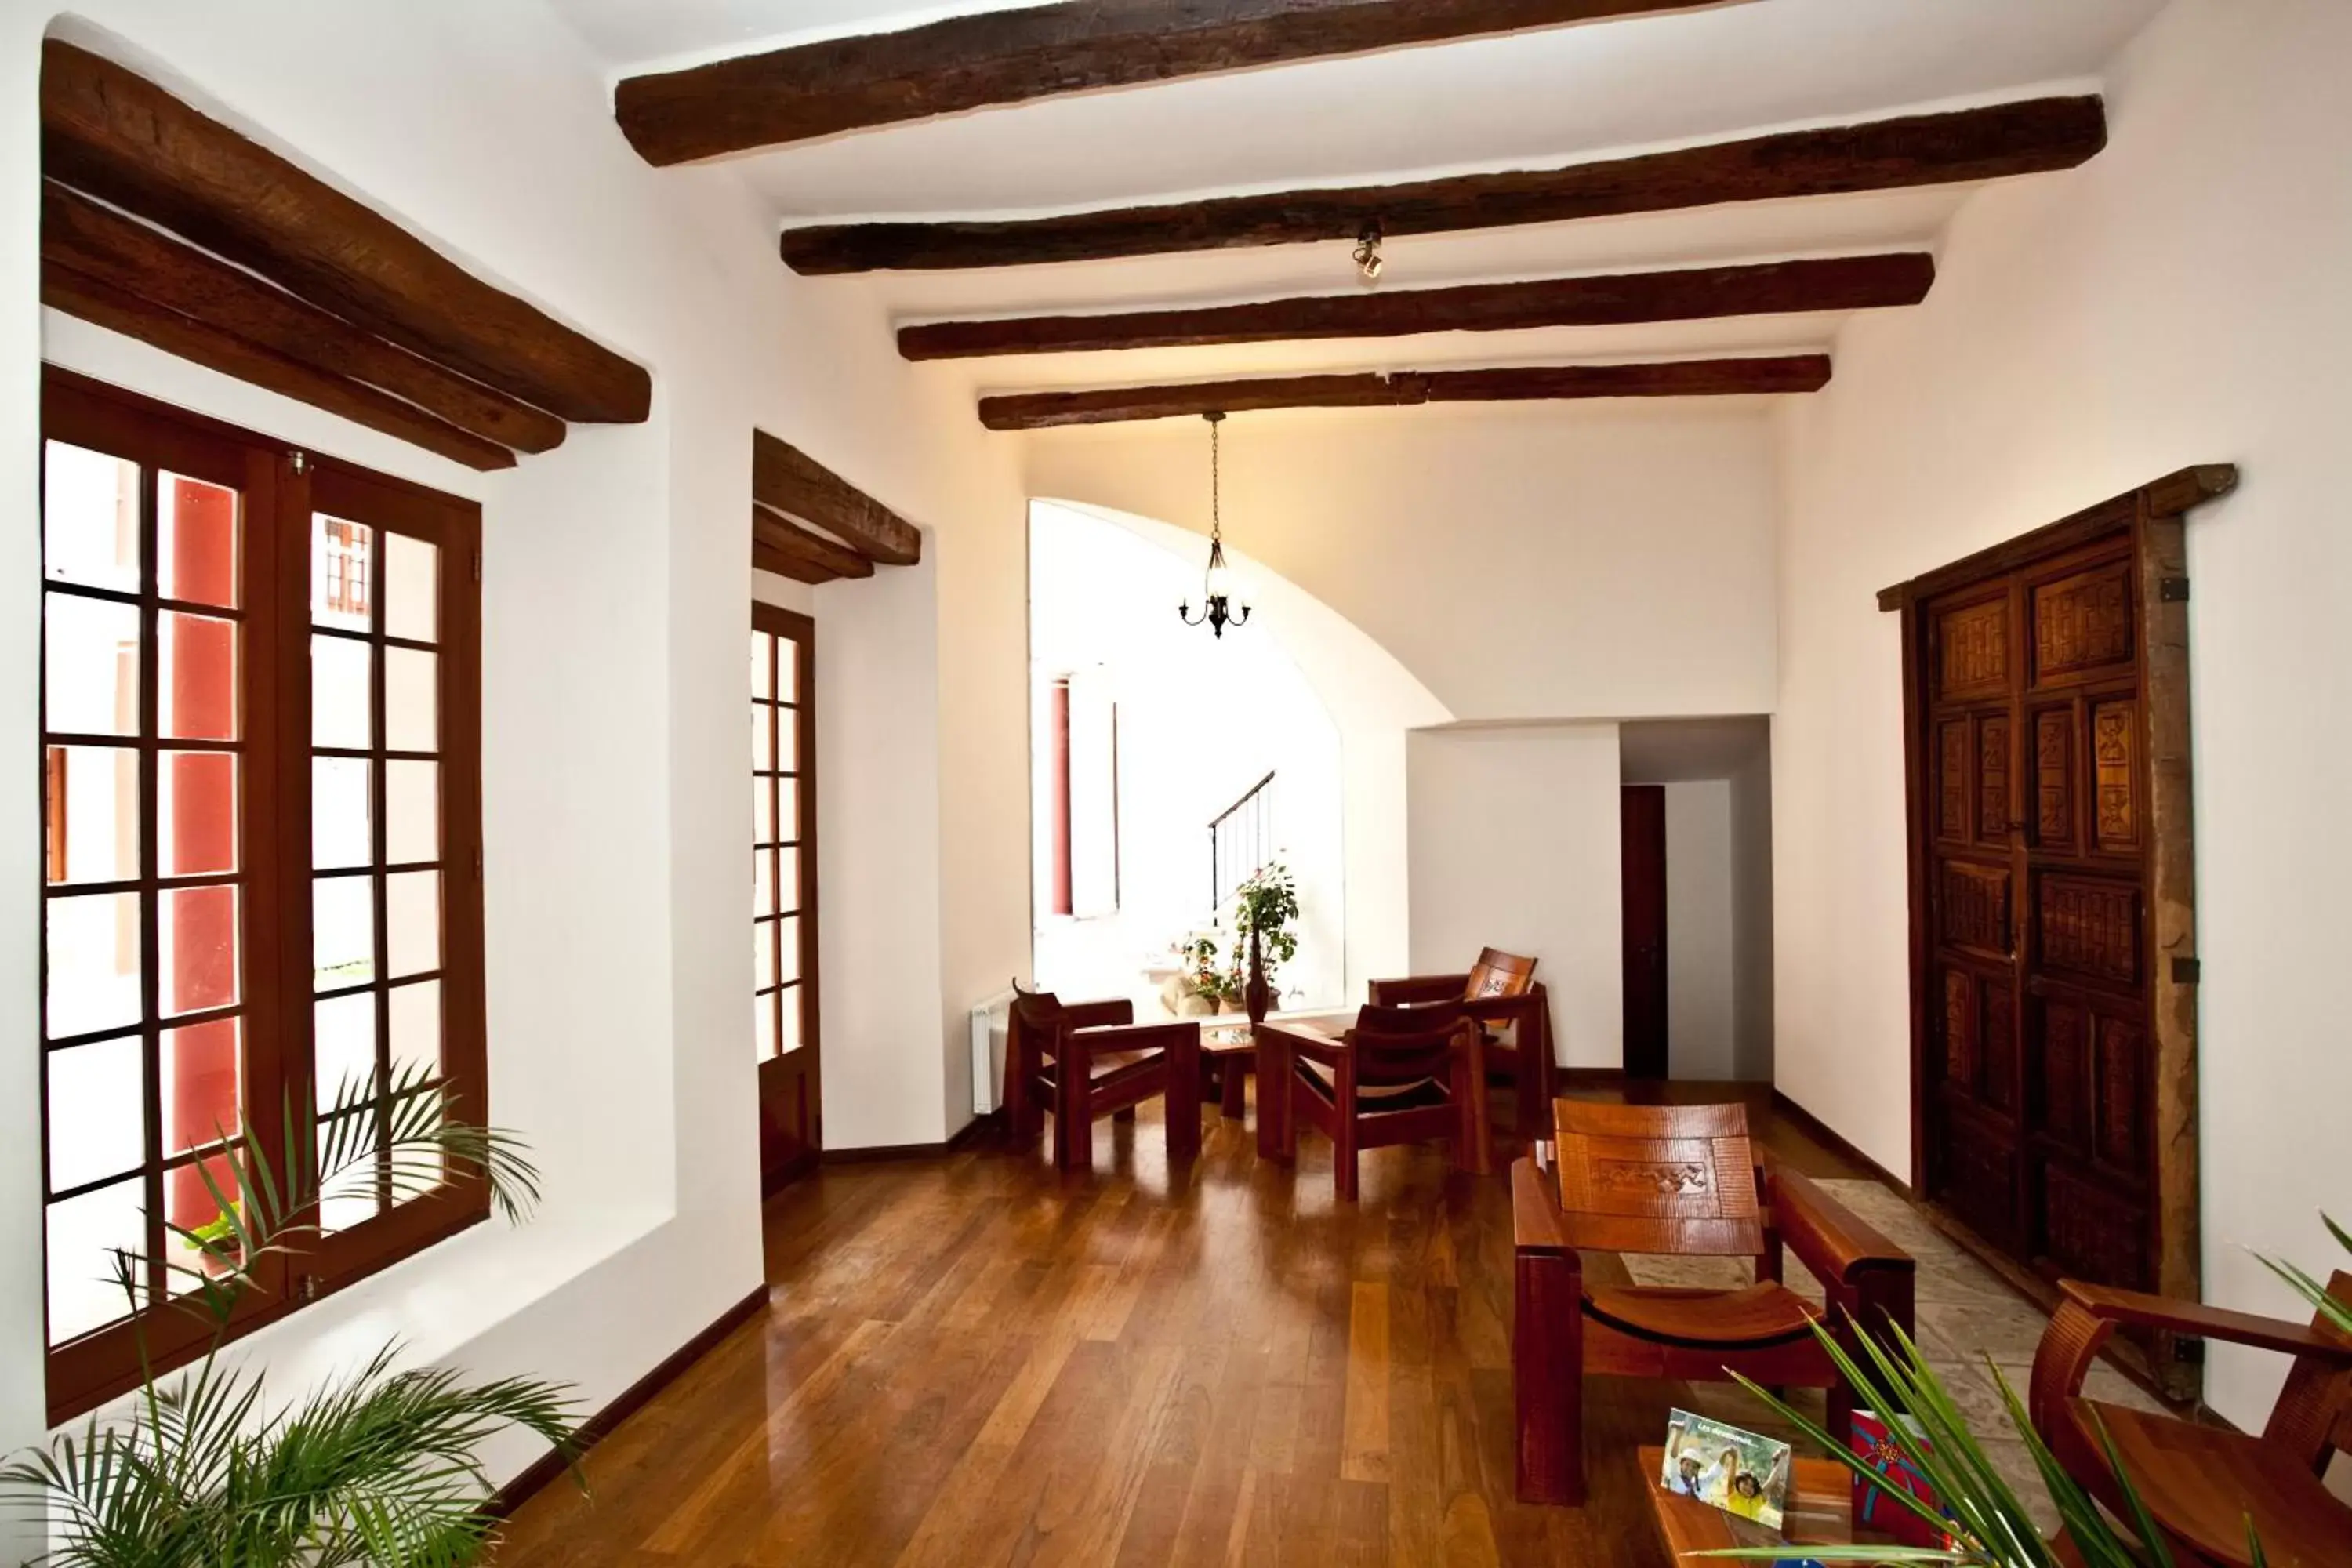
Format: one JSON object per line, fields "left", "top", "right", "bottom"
{"left": 1639, "top": 1446, "right": 1861, "bottom": 1559}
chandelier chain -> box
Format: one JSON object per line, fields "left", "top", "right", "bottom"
{"left": 1210, "top": 416, "right": 1222, "bottom": 541}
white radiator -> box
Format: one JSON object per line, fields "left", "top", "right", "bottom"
{"left": 969, "top": 985, "right": 1018, "bottom": 1116}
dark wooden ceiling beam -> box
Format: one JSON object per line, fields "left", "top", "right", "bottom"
{"left": 42, "top": 182, "right": 564, "bottom": 455}
{"left": 616, "top": 0, "right": 1728, "bottom": 165}
{"left": 43, "top": 41, "right": 651, "bottom": 425}
{"left": 785, "top": 96, "right": 2106, "bottom": 274}
{"left": 43, "top": 263, "right": 516, "bottom": 471}
{"left": 901, "top": 253, "right": 1933, "bottom": 359}
{"left": 751, "top": 430, "right": 923, "bottom": 566}
{"left": 753, "top": 506, "right": 877, "bottom": 582}
{"left": 753, "top": 539, "right": 840, "bottom": 584}
{"left": 977, "top": 354, "right": 1831, "bottom": 428}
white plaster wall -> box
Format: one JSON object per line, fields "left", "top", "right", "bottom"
{"left": 0, "top": 0, "right": 1027, "bottom": 1508}
{"left": 1022, "top": 401, "right": 1780, "bottom": 723}
{"left": 1772, "top": 0, "right": 2352, "bottom": 1428}
{"left": 1407, "top": 724, "right": 1623, "bottom": 1069}
{"left": 1664, "top": 779, "right": 1736, "bottom": 1081}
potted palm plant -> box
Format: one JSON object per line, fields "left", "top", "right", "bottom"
{"left": 3, "top": 1065, "right": 579, "bottom": 1566}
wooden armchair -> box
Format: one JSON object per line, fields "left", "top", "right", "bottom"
{"left": 1512, "top": 1101, "right": 1915, "bottom": 1505}
{"left": 1370, "top": 948, "right": 1556, "bottom": 1136}
{"left": 1258, "top": 1004, "right": 1492, "bottom": 1202}
{"left": 1005, "top": 987, "right": 1201, "bottom": 1176}
{"left": 2027, "top": 1274, "right": 2352, "bottom": 1567}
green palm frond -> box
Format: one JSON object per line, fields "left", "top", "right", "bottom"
{"left": 2252, "top": 1212, "right": 2352, "bottom": 1338}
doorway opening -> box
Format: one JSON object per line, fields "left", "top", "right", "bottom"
{"left": 1618, "top": 718, "right": 1773, "bottom": 1083}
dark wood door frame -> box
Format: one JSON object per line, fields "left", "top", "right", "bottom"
{"left": 1621, "top": 784, "right": 1669, "bottom": 1080}
{"left": 753, "top": 601, "right": 821, "bottom": 1192}
{"left": 1881, "top": 464, "right": 2233, "bottom": 1399}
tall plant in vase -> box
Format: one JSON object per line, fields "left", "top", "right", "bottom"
{"left": 1232, "top": 862, "right": 1299, "bottom": 1024}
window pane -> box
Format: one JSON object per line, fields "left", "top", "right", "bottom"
{"left": 161, "top": 750, "right": 238, "bottom": 879}
{"left": 319, "top": 1176, "right": 379, "bottom": 1235}
{"left": 312, "top": 636, "right": 372, "bottom": 749}
{"left": 750, "top": 631, "right": 772, "bottom": 700}
{"left": 779, "top": 986, "right": 805, "bottom": 1054}
{"left": 384, "top": 648, "right": 437, "bottom": 752}
{"left": 45, "top": 1035, "right": 146, "bottom": 1192}
{"left": 313, "top": 758, "right": 374, "bottom": 869}
{"left": 45, "top": 891, "right": 141, "bottom": 1039}
{"left": 312, "top": 515, "right": 373, "bottom": 632}
{"left": 161, "top": 884, "right": 239, "bottom": 1018}
{"left": 754, "top": 920, "right": 775, "bottom": 991}
{"left": 779, "top": 639, "right": 800, "bottom": 702}
{"left": 777, "top": 914, "right": 800, "bottom": 985}
{"left": 314, "top": 993, "right": 377, "bottom": 1112}
{"left": 314, "top": 877, "right": 375, "bottom": 991}
{"left": 46, "top": 1177, "right": 147, "bottom": 1345}
{"left": 158, "top": 474, "right": 239, "bottom": 609}
{"left": 778, "top": 777, "right": 800, "bottom": 841}
{"left": 45, "top": 593, "right": 141, "bottom": 737}
{"left": 753, "top": 775, "right": 775, "bottom": 845}
{"left": 777, "top": 847, "right": 800, "bottom": 914}
{"left": 754, "top": 992, "right": 776, "bottom": 1062}
{"left": 43, "top": 441, "right": 140, "bottom": 594}
{"left": 158, "top": 612, "right": 238, "bottom": 742}
{"left": 161, "top": 1018, "right": 240, "bottom": 1156}
{"left": 386, "top": 761, "right": 438, "bottom": 864}
{"left": 46, "top": 745, "right": 138, "bottom": 886}
{"left": 753, "top": 848, "right": 774, "bottom": 916}
{"left": 777, "top": 710, "right": 800, "bottom": 773}
{"left": 383, "top": 532, "right": 438, "bottom": 644}
{"left": 750, "top": 706, "right": 773, "bottom": 772}
{"left": 386, "top": 871, "right": 440, "bottom": 978}
{"left": 389, "top": 979, "right": 441, "bottom": 1083}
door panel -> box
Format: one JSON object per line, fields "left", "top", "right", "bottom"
{"left": 753, "top": 605, "right": 819, "bottom": 1192}
{"left": 1621, "top": 785, "right": 1668, "bottom": 1080}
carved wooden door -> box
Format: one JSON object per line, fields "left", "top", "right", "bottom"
{"left": 1891, "top": 468, "right": 2232, "bottom": 1397}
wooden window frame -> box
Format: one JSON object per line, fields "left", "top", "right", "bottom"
{"left": 38, "top": 367, "right": 488, "bottom": 1423}
{"left": 751, "top": 604, "right": 817, "bottom": 1070}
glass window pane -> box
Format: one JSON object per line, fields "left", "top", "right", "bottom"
{"left": 750, "top": 706, "right": 773, "bottom": 772}
{"left": 777, "top": 709, "right": 799, "bottom": 772}
{"left": 45, "top": 593, "right": 141, "bottom": 737}
{"left": 386, "top": 871, "right": 439, "bottom": 978}
{"left": 778, "top": 777, "right": 800, "bottom": 841}
{"left": 779, "top": 986, "right": 804, "bottom": 1054}
{"left": 43, "top": 441, "right": 140, "bottom": 594}
{"left": 158, "top": 612, "right": 239, "bottom": 742}
{"left": 750, "top": 632, "right": 772, "bottom": 700}
{"left": 162, "top": 751, "right": 238, "bottom": 879}
{"left": 389, "top": 980, "right": 441, "bottom": 1084}
{"left": 384, "top": 648, "right": 437, "bottom": 753}
{"left": 754, "top": 992, "right": 775, "bottom": 1062}
{"left": 754, "top": 919, "right": 775, "bottom": 991}
{"left": 160, "top": 884, "right": 239, "bottom": 1018}
{"left": 45, "top": 1177, "right": 147, "bottom": 1345}
{"left": 312, "top": 636, "right": 372, "bottom": 750}
{"left": 383, "top": 532, "right": 438, "bottom": 644}
{"left": 46, "top": 745, "right": 139, "bottom": 886}
{"left": 779, "top": 639, "right": 800, "bottom": 702}
{"left": 314, "top": 993, "right": 377, "bottom": 1112}
{"left": 45, "top": 891, "right": 142, "bottom": 1039}
{"left": 314, "top": 877, "right": 375, "bottom": 991}
{"left": 753, "top": 848, "right": 774, "bottom": 916}
{"left": 777, "top": 847, "right": 800, "bottom": 914}
{"left": 318, "top": 1173, "right": 379, "bottom": 1235}
{"left": 158, "top": 474, "right": 239, "bottom": 609}
{"left": 386, "top": 761, "right": 438, "bottom": 864}
{"left": 162, "top": 1018, "right": 240, "bottom": 1156}
{"left": 753, "top": 775, "right": 775, "bottom": 845}
{"left": 777, "top": 914, "right": 800, "bottom": 985}
{"left": 313, "top": 758, "right": 373, "bottom": 869}
{"left": 45, "top": 1035, "right": 146, "bottom": 1192}
{"left": 312, "top": 515, "right": 373, "bottom": 632}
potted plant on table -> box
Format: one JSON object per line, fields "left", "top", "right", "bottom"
{"left": 1231, "top": 862, "right": 1299, "bottom": 1023}
{"left": 3, "top": 1065, "right": 579, "bottom": 1566}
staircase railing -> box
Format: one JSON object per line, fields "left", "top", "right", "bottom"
{"left": 1208, "top": 770, "right": 1275, "bottom": 913}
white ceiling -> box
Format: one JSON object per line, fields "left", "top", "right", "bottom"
{"left": 546, "top": 0, "right": 2167, "bottom": 414}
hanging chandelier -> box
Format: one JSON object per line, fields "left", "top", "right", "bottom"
{"left": 1178, "top": 411, "right": 1251, "bottom": 638}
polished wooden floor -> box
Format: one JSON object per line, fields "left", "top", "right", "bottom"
{"left": 491, "top": 1084, "right": 1867, "bottom": 1566}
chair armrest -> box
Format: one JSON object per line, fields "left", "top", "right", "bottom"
{"left": 1768, "top": 1165, "right": 1913, "bottom": 1286}
{"left": 2059, "top": 1280, "right": 2352, "bottom": 1362}
{"left": 1068, "top": 1020, "right": 1196, "bottom": 1056}
{"left": 1512, "top": 1156, "right": 1577, "bottom": 1258}
{"left": 1368, "top": 974, "right": 1469, "bottom": 1006}
{"left": 1063, "top": 998, "right": 1134, "bottom": 1029}
{"left": 1258, "top": 1021, "right": 1345, "bottom": 1066}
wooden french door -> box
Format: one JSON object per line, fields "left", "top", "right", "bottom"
{"left": 1621, "top": 785, "right": 1668, "bottom": 1079}
{"left": 752, "top": 604, "right": 819, "bottom": 1190}
{"left": 1889, "top": 467, "right": 2232, "bottom": 1398}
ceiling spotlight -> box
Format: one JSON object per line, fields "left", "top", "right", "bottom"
{"left": 1353, "top": 220, "right": 1385, "bottom": 281}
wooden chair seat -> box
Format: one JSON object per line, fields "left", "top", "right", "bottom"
{"left": 2068, "top": 1401, "right": 2352, "bottom": 1568}
{"left": 1582, "top": 1281, "right": 1822, "bottom": 1350}
{"left": 1259, "top": 1011, "right": 1492, "bottom": 1201}
{"left": 1294, "top": 1053, "right": 1446, "bottom": 1108}
{"left": 1039, "top": 1047, "right": 1163, "bottom": 1085}
{"left": 1367, "top": 949, "right": 1556, "bottom": 1137}
{"left": 1006, "top": 989, "right": 1201, "bottom": 1175}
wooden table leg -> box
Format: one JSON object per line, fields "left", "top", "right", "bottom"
{"left": 1220, "top": 1051, "right": 1250, "bottom": 1119}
